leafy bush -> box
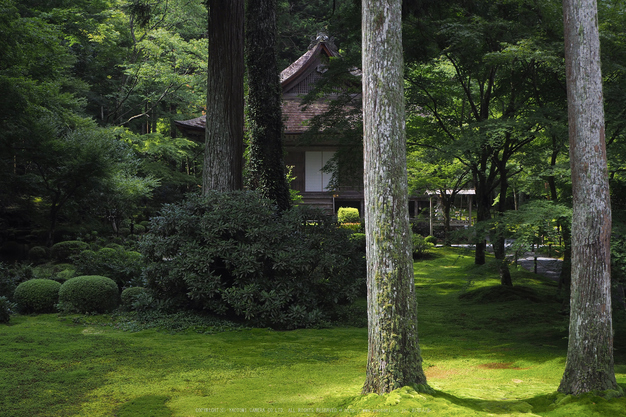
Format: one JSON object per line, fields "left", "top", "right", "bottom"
{"left": 0, "top": 262, "right": 20, "bottom": 299}
{"left": 424, "top": 235, "right": 437, "bottom": 245}
{"left": 0, "top": 296, "right": 16, "bottom": 323}
{"left": 121, "top": 287, "right": 147, "bottom": 309}
{"left": 349, "top": 233, "right": 367, "bottom": 253}
{"left": 13, "top": 279, "right": 62, "bottom": 313}
{"left": 50, "top": 241, "right": 90, "bottom": 263}
{"left": 340, "top": 223, "right": 363, "bottom": 233}
{"left": 58, "top": 275, "right": 120, "bottom": 314}
{"left": 133, "top": 224, "right": 146, "bottom": 234}
{"left": 140, "top": 191, "right": 366, "bottom": 329}
{"left": 412, "top": 234, "right": 434, "bottom": 259}
{"left": 73, "top": 247, "right": 144, "bottom": 289}
{"left": 337, "top": 207, "right": 360, "bottom": 224}
{"left": 28, "top": 246, "right": 48, "bottom": 264}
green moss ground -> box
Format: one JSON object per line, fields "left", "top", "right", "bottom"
{"left": 0, "top": 247, "right": 624, "bottom": 416}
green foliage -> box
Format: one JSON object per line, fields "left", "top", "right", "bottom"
{"left": 412, "top": 234, "right": 434, "bottom": 259}
{"left": 424, "top": 235, "right": 438, "bottom": 244}
{"left": 50, "top": 241, "right": 90, "bottom": 263}
{"left": 0, "top": 262, "right": 20, "bottom": 299}
{"left": 337, "top": 207, "right": 360, "bottom": 223}
{"left": 140, "top": 191, "right": 365, "bottom": 329}
{"left": 120, "top": 287, "right": 147, "bottom": 309}
{"left": 348, "top": 233, "right": 366, "bottom": 253}
{"left": 28, "top": 246, "right": 48, "bottom": 264}
{"left": 58, "top": 275, "right": 120, "bottom": 314}
{"left": 0, "top": 296, "right": 16, "bottom": 324}
{"left": 13, "top": 279, "right": 62, "bottom": 313}
{"left": 73, "top": 247, "right": 144, "bottom": 289}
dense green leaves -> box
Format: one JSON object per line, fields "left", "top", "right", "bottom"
{"left": 140, "top": 191, "right": 365, "bottom": 329}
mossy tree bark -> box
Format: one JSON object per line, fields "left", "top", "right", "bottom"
{"left": 245, "top": 0, "right": 291, "bottom": 212}
{"left": 558, "top": 0, "right": 621, "bottom": 395}
{"left": 361, "top": 0, "right": 427, "bottom": 394}
{"left": 203, "top": 0, "right": 244, "bottom": 193}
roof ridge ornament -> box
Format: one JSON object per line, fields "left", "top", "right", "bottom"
{"left": 309, "top": 31, "right": 336, "bottom": 51}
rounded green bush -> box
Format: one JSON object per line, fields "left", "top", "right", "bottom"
{"left": 337, "top": 207, "right": 360, "bottom": 224}
{"left": 121, "top": 287, "right": 147, "bottom": 308}
{"left": 50, "top": 241, "right": 90, "bottom": 263}
{"left": 58, "top": 275, "right": 120, "bottom": 314}
{"left": 133, "top": 224, "right": 146, "bottom": 234}
{"left": 13, "top": 279, "right": 62, "bottom": 313}
{"left": 424, "top": 235, "right": 438, "bottom": 244}
{"left": 28, "top": 246, "right": 48, "bottom": 263}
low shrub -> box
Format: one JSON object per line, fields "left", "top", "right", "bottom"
{"left": 0, "top": 296, "right": 16, "bottom": 323}
{"left": 0, "top": 262, "right": 20, "bottom": 299}
{"left": 133, "top": 224, "right": 146, "bottom": 234}
{"left": 121, "top": 287, "right": 147, "bottom": 309}
{"left": 13, "top": 279, "right": 62, "bottom": 313}
{"left": 58, "top": 275, "right": 120, "bottom": 314}
{"left": 424, "top": 235, "right": 438, "bottom": 245}
{"left": 140, "top": 191, "right": 366, "bottom": 329}
{"left": 349, "top": 233, "right": 367, "bottom": 253}
{"left": 337, "top": 207, "right": 360, "bottom": 224}
{"left": 50, "top": 241, "right": 89, "bottom": 263}
{"left": 340, "top": 223, "right": 363, "bottom": 233}
{"left": 28, "top": 246, "right": 48, "bottom": 264}
{"left": 73, "top": 247, "right": 144, "bottom": 289}
{"left": 412, "top": 234, "right": 434, "bottom": 259}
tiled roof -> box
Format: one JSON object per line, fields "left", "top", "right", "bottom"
{"left": 282, "top": 98, "right": 328, "bottom": 134}
{"left": 176, "top": 40, "right": 339, "bottom": 137}
{"left": 173, "top": 100, "right": 329, "bottom": 135}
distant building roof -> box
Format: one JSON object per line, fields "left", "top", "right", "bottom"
{"left": 175, "top": 37, "right": 340, "bottom": 138}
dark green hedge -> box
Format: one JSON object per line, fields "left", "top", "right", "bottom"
{"left": 58, "top": 275, "right": 120, "bottom": 313}
{"left": 140, "top": 191, "right": 366, "bottom": 329}
{"left": 14, "top": 279, "right": 62, "bottom": 313}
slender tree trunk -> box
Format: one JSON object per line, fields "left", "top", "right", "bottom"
{"left": 474, "top": 173, "right": 491, "bottom": 265}
{"left": 245, "top": 0, "right": 291, "bottom": 211}
{"left": 558, "top": 0, "right": 621, "bottom": 395}
{"left": 203, "top": 0, "right": 244, "bottom": 192}
{"left": 362, "top": 0, "right": 427, "bottom": 395}
{"left": 493, "top": 167, "right": 512, "bottom": 286}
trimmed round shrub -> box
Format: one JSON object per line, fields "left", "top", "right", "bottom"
{"left": 121, "top": 287, "right": 147, "bottom": 308}
{"left": 28, "top": 246, "right": 48, "bottom": 264}
{"left": 50, "top": 241, "right": 89, "bottom": 263}
{"left": 337, "top": 207, "right": 360, "bottom": 224}
{"left": 58, "top": 275, "right": 120, "bottom": 314}
{"left": 13, "top": 279, "right": 62, "bottom": 313}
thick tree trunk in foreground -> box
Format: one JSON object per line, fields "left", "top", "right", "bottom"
{"left": 245, "top": 0, "right": 291, "bottom": 211}
{"left": 362, "top": 0, "right": 427, "bottom": 394}
{"left": 203, "top": 0, "right": 244, "bottom": 193}
{"left": 558, "top": 0, "right": 620, "bottom": 395}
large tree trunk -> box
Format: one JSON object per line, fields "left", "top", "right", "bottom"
{"left": 361, "top": 0, "right": 427, "bottom": 395}
{"left": 203, "top": 0, "right": 244, "bottom": 193}
{"left": 245, "top": 0, "right": 291, "bottom": 211}
{"left": 558, "top": 0, "right": 621, "bottom": 395}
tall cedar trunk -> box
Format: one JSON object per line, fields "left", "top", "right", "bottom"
{"left": 203, "top": 0, "right": 244, "bottom": 193}
{"left": 361, "top": 0, "right": 427, "bottom": 394}
{"left": 558, "top": 0, "right": 620, "bottom": 395}
{"left": 245, "top": 0, "right": 291, "bottom": 212}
